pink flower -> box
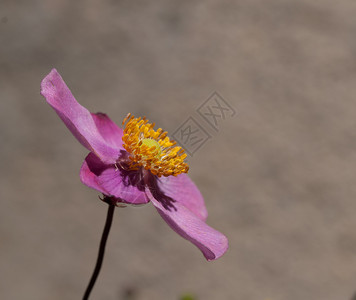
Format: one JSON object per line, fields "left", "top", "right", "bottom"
{"left": 41, "top": 69, "right": 228, "bottom": 260}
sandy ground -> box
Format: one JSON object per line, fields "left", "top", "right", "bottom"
{"left": 1, "top": 0, "right": 356, "bottom": 299}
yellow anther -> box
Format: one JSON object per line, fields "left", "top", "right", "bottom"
{"left": 121, "top": 114, "right": 189, "bottom": 177}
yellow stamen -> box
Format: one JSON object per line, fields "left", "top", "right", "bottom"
{"left": 121, "top": 113, "right": 189, "bottom": 177}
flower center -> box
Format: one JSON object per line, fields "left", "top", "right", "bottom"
{"left": 140, "top": 138, "right": 162, "bottom": 159}
{"left": 121, "top": 113, "right": 189, "bottom": 177}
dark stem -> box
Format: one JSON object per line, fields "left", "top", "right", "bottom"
{"left": 82, "top": 202, "right": 115, "bottom": 300}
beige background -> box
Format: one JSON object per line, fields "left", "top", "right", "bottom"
{"left": 1, "top": 0, "right": 356, "bottom": 299}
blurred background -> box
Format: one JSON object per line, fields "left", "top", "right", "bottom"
{"left": 1, "top": 0, "right": 356, "bottom": 299}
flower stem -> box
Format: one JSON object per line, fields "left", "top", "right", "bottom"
{"left": 82, "top": 202, "right": 115, "bottom": 300}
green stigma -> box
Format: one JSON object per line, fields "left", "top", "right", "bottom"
{"left": 141, "top": 138, "right": 162, "bottom": 159}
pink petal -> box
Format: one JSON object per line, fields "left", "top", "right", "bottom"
{"left": 91, "top": 113, "right": 123, "bottom": 149}
{"left": 156, "top": 174, "right": 208, "bottom": 221}
{"left": 40, "top": 69, "right": 121, "bottom": 164}
{"left": 146, "top": 187, "right": 228, "bottom": 261}
{"left": 80, "top": 153, "right": 149, "bottom": 205}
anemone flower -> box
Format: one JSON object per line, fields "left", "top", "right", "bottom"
{"left": 41, "top": 69, "right": 228, "bottom": 297}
